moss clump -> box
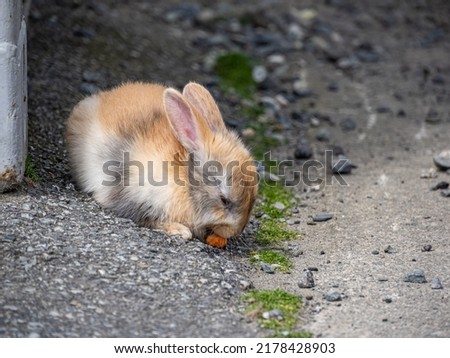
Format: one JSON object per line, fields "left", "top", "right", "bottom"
{"left": 258, "top": 181, "right": 293, "bottom": 219}
{"left": 271, "top": 331, "right": 313, "bottom": 338}
{"left": 214, "top": 52, "right": 256, "bottom": 98}
{"left": 243, "top": 289, "right": 303, "bottom": 332}
{"left": 251, "top": 250, "right": 293, "bottom": 272}
{"left": 25, "top": 155, "right": 39, "bottom": 182}
{"left": 255, "top": 218, "right": 297, "bottom": 246}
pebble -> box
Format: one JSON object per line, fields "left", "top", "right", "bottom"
{"left": 403, "top": 269, "right": 426, "bottom": 283}
{"left": 440, "top": 189, "right": 450, "bottom": 197}
{"left": 430, "top": 277, "right": 443, "bottom": 289}
{"left": 327, "top": 82, "right": 339, "bottom": 91}
{"left": 420, "top": 168, "right": 438, "bottom": 179}
{"left": 252, "top": 65, "right": 268, "bottom": 83}
{"left": 312, "top": 213, "right": 333, "bottom": 222}
{"left": 384, "top": 298, "right": 392, "bottom": 303}
{"left": 79, "top": 82, "right": 99, "bottom": 95}
{"left": 294, "top": 142, "right": 313, "bottom": 159}
{"left": 431, "top": 181, "right": 449, "bottom": 191}
{"left": 384, "top": 245, "right": 396, "bottom": 254}
{"left": 372, "top": 250, "right": 380, "bottom": 255}
{"left": 267, "top": 54, "right": 286, "bottom": 65}
{"left": 241, "top": 127, "right": 256, "bottom": 139}
{"left": 293, "top": 80, "right": 312, "bottom": 98}
{"left": 425, "top": 109, "right": 441, "bottom": 124}
{"left": 262, "top": 309, "right": 284, "bottom": 320}
{"left": 164, "top": 3, "right": 201, "bottom": 22}
{"left": 340, "top": 117, "right": 357, "bottom": 131}
{"left": 260, "top": 262, "right": 275, "bottom": 274}
{"left": 324, "top": 291, "right": 342, "bottom": 302}
{"left": 316, "top": 128, "right": 330, "bottom": 142}
{"left": 354, "top": 43, "right": 381, "bottom": 63}
{"left": 298, "top": 270, "right": 315, "bottom": 288}
{"left": 2, "top": 234, "right": 16, "bottom": 242}
{"left": 422, "top": 244, "right": 432, "bottom": 252}
{"left": 332, "top": 155, "right": 352, "bottom": 174}
{"left": 433, "top": 150, "right": 450, "bottom": 170}
{"left": 82, "top": 70, "right": 102, "bottom": 83}
{"left": 272, "top": 202, "right": 286, "bottom": 211}
{"left": 73, "top": 27, "right": 96, "bottom": 38}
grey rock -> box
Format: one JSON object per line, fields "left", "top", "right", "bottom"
{"left": 79, "top": 82, "right": 99, "bottom": 95}
{"left": 337, "top": 56, "right": 359, "bottom": 70}
{"left": 340, "top": 117, "right": 357, "bottom": 131}
{"left": 316, "top": 127, "right": 330, "bottom": 142}
{"left": 425, "top": 109, "right": 441, "bottom": 124}
{"left": 313, "top": 213, "right": 333, "bottom": 222}
{"left": 260, "top": 262, "right": 275, "bottom": 274}
{"left": 2, "top": 234, "right": 16, "bottom": 242}
{"left": 354, "top": 43, "right": 381, "bottom": 63}
{"left": 403, "top": 269, "right": 426, "bottom": 283}
{"left": 262, "top": 309, "right": 284, "bottom": 320}
{"left": 332, "top": 155, "right": 352, "bottom": 174}
{"left": 440, "top": 189, "right": 450, "bottom": 197}
{"left": 384, "top": 245, "right": 396, "bottom": 254}
{"left": 324, "top": 291, "right": 342, "bottom": 302}
{"left": 422, "top": 244, "right": 432, "bottom": 252}
{"left": 431, "top": 181, "right": 449, "bottom": 191}
{"left": 73, "top": 27, "right": 96, "bottom": 38}
{"left": 433, "top": 150, "right": 450, "bottom": 170}
{"left": 298, "top": 270, "right": 315, "bottom": 288}
{"left": 252, "top": 65, "right": 268, "bottom": 83}
{"left": 272, "top": 202, "right": 286, "bottom": 211}
{"left": 82, "top": 70, "right": 102, "bottom": 83}
{"left": 384, "top": 298, "right": 392, "bottom": 303}
{"left": 430, "top": 277, "right": 443, "bottom": 289}
{"left": 294, "top": 142, "right": 313, "bottom": 159}
{"left": 372, "top": 250, "right": 380, "bottom": 255}
{"left": 164, "top": 3, "right": 201, "bottom": 22}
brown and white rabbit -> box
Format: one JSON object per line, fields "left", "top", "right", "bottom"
{"left": 66, "top": 82, "right": 258, "bottom": 247}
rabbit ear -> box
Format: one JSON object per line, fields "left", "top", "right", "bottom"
{"left": 163, "top": 88, "right": 200, "bottom": 152}
{"left": 182, "top": 82, "right": 226, "bottom": 133}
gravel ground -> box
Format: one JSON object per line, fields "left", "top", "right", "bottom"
{"left": 1, "top": 0, "right": 449, "bottom": 337}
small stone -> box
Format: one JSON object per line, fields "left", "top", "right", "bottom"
{"left": 340, "top": 117, "right": 357, "bottom": 131}
{"left": 332, "top": 155, "right": 352, "bottom": 174}
{"left": 316, "top": 128, "right": 330, "bottom": 142}
{"left": 324, "top": 291, "right": 342, "bottom": 302}
{"left": 376, "top": 106, "right": 391, "bottom": 113}
{"left": 298, "top": 270, "right": 315, "bottom": 288}
{"left": 425, "top": 109, "right": 441, "bottom": 124}
{"left": 337, "top": 56, "right": 359, "bottom": 70}
{"left": 431, "top": 74, "right": 445, "bottom": 85}
{"left": 260, "top": 262, "right": 275, "bottom": 274}
{"left": 73, "top": 27, "right": 96, "bottom": 38}
{"left": 420, "top": 168, "right": 438, "bottom": 179}
{"left": 384, "top": 298, "right": 392, "bottom": 303}
{"left": 403, "top": 269, "right": 426, "bottom": 283}
{"left": 241, "top": 127, "right": 256, "bottom": 139}
{"left": 372, "top": 250, "right": 380, "bottom": 255}
{"left": 327, "top": 82, "right": 339, "bottom": 91}
{"left": 294, "top": 142, "right": 313, "bottom": 159}
{"left": 430, "top": 277, "right": 443, "bottom": 289}
{"left": 262, "top": 309, "right": 284, "bottom": 320}
{"left": 397, "top": 109, "right": 406, "bottom": 117}
{"left": 293, "top": 80, "right": 312, "bottom": 98}
{"left": 422, "top": 244, "right": 432, "bottom": 252}
{"left": 431, "top": 181, "right": 449, "bottom": 191}
{"left": 252, "top": 65, "right": 268, "bottom": 83}
{"left": 354, "top": 43, "right": 381, "bottom": 63}
{"left": 433, "top": 150, "right": 450, "bottom": 170}
{"left": 267, "top": 54, "right": 286, "bottom": 65}
{"left": 2, "top": 234, "right": 16, "bottom": 242}
{"left": 308, "top": 267, "right": 319, "bottom": 272}
{"left": 313, "top": 213, "right": 333, "bottom": 222}
{"left": 287, "top": 23, "right": 305, "bottom": 42}
{"left": 239, "top": 280, "right": 253, "bottom": 290}
{"left": 82, "top": 70, "right": 102, "bottom": 83}
{"left": 272, "top": 202, "right": 286, "bottom": 211}
{"left": 79, "top": 82, "right": 99, "bottom": 95}
{"left": 440, "top": 189, "right": 450, "bottom": 197}
{"left": 384, "top": 245, "right": 396, "bottom": 254}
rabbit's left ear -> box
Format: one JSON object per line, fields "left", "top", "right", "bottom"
{"left": 183, "top": 82, "right": 226, "bottom": 133}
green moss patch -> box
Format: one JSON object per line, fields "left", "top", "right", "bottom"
{"left": 214, "top": 52, "right": 256, "bottom": 98}
{"left": 243, "top": 289, "right": 303, "bottom": 332}
{"left": 25, "top": 155, "right": 39, "bottom": 182}
{"left": 254, "top": 218, "right": 297, "bottom": 246}
{"left": 258, "top": 181, "right": 293, "bottom": 219}
{"left": 251, "top": 250, "right": 293, "bottom": 272}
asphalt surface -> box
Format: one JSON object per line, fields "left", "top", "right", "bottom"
{"left": 1, "top": 0, "right": 449, "bottom": 338}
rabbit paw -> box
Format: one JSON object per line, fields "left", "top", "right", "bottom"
{"left": 161, "top": 223, "right": 193, "bottom": 240}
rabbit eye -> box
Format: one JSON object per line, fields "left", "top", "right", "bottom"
{"left": 220, "top": 195, "right": 232, "bottom": 208}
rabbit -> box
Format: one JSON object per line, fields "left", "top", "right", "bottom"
{"left": 66, "top": 82, "right": 258, "bottom": 247}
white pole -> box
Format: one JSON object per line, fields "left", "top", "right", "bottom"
{"left": 0, "top": 0, "right": 28, "bottom": 192}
